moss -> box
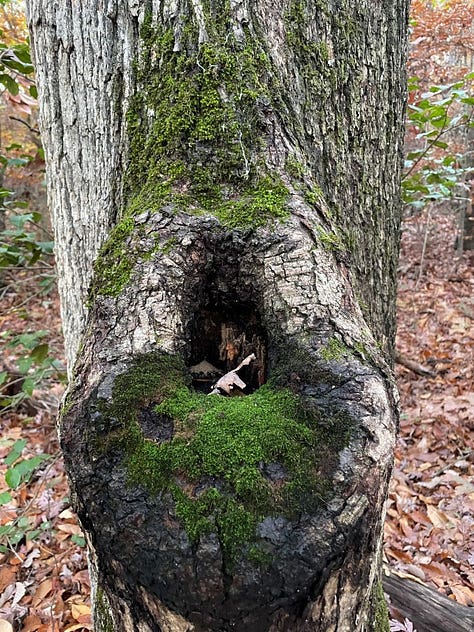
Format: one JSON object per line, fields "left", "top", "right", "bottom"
{"left": 247, "top": 544, "right": 273, "bottom": 568}
{"left": 109, "top": 353, "right": 188, "bottom": 424}
{"left": 269, "top": 337, "right": 346, "bottom": 391}
{"left": 91, "top": 217, "right": 181, "bottom": 298}
{"left": 285, "top": 156, "right": 306, "bottom": 180}
{"left": 320, "top": 337, "right": 349, "bottom": 362}
{"left": 211, "top": 176, "right": 289, "bottom": 228}
{"left": 94, "top": 587, "right": 115, "bottom": 632}
{"left": 285, "top": 1, "right": 334, "bottom": 95}
{"left": 372, "top": 580, "right": 390, "bottom": 632}
{"left": 92, "top": 216, "right": 136, "bottom": 297}
{"left": 353, "top": 341, "right": 369, "bottom": 360}
{"left": 92, "top": 7, "right": 295, "bottom": 298}
{"left": 97, "top": 351, "right": 354, "bottom": 566}
{"left": 61, "top": 392, "right": 74, "bottom": 417}
{"left": 124, "top": 11, "right": 289, "bottom": 227}
{"left": 316, "top": 226, "right": 345, "bottom": 252}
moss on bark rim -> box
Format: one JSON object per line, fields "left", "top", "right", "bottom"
{"left": 93, "top": 352, "right": 354, "bottom": 566}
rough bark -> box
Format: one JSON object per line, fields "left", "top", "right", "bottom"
{"left": 27, "top": 1, "right": 409, "bottom": 631}
{"left": 26, "top": 0, "right": 139, "bottom": 370}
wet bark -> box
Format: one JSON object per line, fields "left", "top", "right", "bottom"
{"left": 27, "top": 1, "right": 409, "bottom": 630}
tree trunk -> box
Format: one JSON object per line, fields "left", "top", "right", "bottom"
{"left": 26, "top": 1, "right": 409, "bottom": 631}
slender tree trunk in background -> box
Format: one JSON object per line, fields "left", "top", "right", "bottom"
{"left": 462, "top": 126, "right": 474, "bottom": 251}
{"left": 27, "top": 1, "right": 408, "bottom": 630}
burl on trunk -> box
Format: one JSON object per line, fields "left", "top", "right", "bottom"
{"left": 62, "top": 208, "right": 396, "bottom": 631}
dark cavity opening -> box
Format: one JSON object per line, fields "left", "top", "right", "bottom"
{"left": 190, "top": 303, "right": 267, "bottom": 394}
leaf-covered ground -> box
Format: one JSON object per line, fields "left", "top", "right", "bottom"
{"left": 385, "top": 210, "right": 474, "bottom": 608}
{"left": 1, "top": 211, "right": 473, "bottom": 630}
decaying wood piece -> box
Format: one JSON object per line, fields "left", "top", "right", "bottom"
{"left": 383, "top": 570, "right": 474, "bottom": 632}
{"left": 209, "top": 353, "right": 256, "bottom": 395}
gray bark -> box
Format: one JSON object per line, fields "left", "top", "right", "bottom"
{"left": 27, "top": 1, "right": 409, "bottom": 630}
{"left": 26, "top": 0, "right": 139, "bottom": 370}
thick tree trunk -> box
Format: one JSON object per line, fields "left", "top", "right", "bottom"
{"left": 27, "top": 1, "right": 408, "bottom": 630}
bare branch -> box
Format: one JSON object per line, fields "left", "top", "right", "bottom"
{"left": 209, "top": 353, "right": 256, "bottom": 395}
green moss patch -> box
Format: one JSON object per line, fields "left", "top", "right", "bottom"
{"left": 372, "top": 580, "right": 390, "bottom": 632}
{"left": 124, "top": 12, "right": 290, "bottom": 230}
{"left": 92, "top": 8, "right": 295, "bottom": 298}
{"left": 97, "top": 353, "right": 354, "bottom": 565}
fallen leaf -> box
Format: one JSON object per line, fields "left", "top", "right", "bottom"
{"left": 449, "top": 585, "right": 474, "bottom": 606}
{"left": 11, "top": 582, "right": 26, "bottom": 608}
{"left": 32, "top": 579, "right": 53, "bottom": 607}
{"left": 404, "top": 564, "right": 426, "bottom": 581}
{"left": 0, "top": 567, "right": 16, "bottom": 591}
{"left": 426, "top": 505, "right": 456, "bottom": 529}
{"left": 71, "top": 603, "right": 91, "bottom": 621}
{"left": 20, "top": 614, "right": 42, "bottom": 632}
{"left": 22, "top": 549, "right": 40, "bottom": 570}
{"left": 58, "top": 509, "right": 75, "bottom": 520}
{"left": 57, "top": 524, "right": 83, "bottom": 536}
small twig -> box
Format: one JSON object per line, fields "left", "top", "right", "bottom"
{"left": 431, "top": 449, "right": 474, "bottom": 478}
{"left": 6, "top": 287, "right": 51, "bottom": 311}
{"left": 394, "top": 351, "right": 437, "bottom": 377}
{"left": 415, "top": 206, "right": 432, "bottom": 289}
{"left": 8, "top": 115, "right": 40, "bottom": 135}
{"left": 404, "top": 111, "right": 473, "bottom": 180}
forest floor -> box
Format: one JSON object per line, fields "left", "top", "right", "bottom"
{"left": 0, "top": 210, "right": 473, "bottom": 631}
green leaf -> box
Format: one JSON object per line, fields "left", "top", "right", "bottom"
{"left": 406, "top": 150, "right": 424, "bottom": 160}
{"left": 22, "top": 377, "right": 35, "bottom": 396}
{"left": 4, "top": 439, "right": 27, "bottom": 465}
{"left": 17, "top": 356, "right": 33, "bottom": 374}
{"left": 430, "top": 116, "right": 448, "bottom": 130}
{"left": 30, "top": 343, "right": 49, "bottom": 363}
{"left": 5, "top": 466, "right": 21, "bottom": 489}
{"left": 12, "top": 45, "right": 32, "bottom": 65}
{"left": 27, "top": 529, "right": 41, "bottom": 541}
{"left": 29, "top": 84, "right": 38, "bottom": 99}
{"left": 0, "top": 491, "right": 12, "bottom": 505}
{"left": 0, "top": 73, "right": 19, "bottom": 95}
{"left": 8, "top": 157, "right": 29, "bottom": 168}
{"left": 71, "top": 534, "right": 86, "bottom": 547}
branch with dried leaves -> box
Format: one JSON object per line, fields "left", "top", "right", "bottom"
{"left": 209, "top": 353, "right": 256, "bottom": 395}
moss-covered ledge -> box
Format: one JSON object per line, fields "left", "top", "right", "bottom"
{"left": 90, "top": 352, "right": 354, "bottom": 567}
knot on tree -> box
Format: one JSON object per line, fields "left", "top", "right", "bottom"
{"left": 61, "top": 212, "right": 396, "bottom": 631}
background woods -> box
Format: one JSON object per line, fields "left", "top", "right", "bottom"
{"left": 0, "top": 0, "right": 472, "bottom": 631}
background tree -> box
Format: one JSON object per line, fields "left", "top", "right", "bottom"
{"left": 26, "top": 1, "right": 409, "bottom": 631}
{"left": 405, "top": 0, "right": 474, "bottom": 251}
